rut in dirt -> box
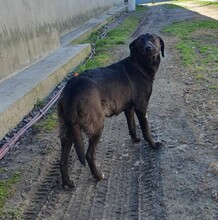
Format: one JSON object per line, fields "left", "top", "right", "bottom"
{"left": 24, "top": 116, "right": 165, "bottom": 220}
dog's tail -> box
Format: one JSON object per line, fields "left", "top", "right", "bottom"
{"left": 70, "top": 124, "right": 86, "bottom": 166}
{"left": 58, "top": 100, "right": 86, "bottom": 166}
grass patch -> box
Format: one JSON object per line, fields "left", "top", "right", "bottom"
{"left": 196, "top": 1, "right": 218, "bottom": 7}
{"left": 163, "top": 4, "right": 183, "bottom": 9}
{"left": 163, "top": 19, "right": 218, "bottom": 90}
{"left": 173, "top": 0, "right": 192, "bottom": 1}
{"left": 208, "top": 85, "right": 218, "bottom": 90}
{"left": 0, "top": 172, "right": 21, "bottom": 216}
{"left": 1, "top": 208, "right": 22, "bottom": 220}
{"left": 173, "top": 0, "right": 218, "bottom": 3}
{"left": 163, "top": 19, "right": 218, "bottom": 68}
{"left": 34, "top": 98, "right": 44, "bottom": 109}
{"left": 34, "top": 113, "right": 58, "bottom": 132}
{"left": 172, "top": 0, "right": 218, "bottom": 8}
{"left": 0, "top": 168, "right": 7, "bottom": 174}
{"left": 163, "top": 19, "right": 218, "bottom": 39}
{"left": 77, "top": 6, "right": 148, "bottom": 72}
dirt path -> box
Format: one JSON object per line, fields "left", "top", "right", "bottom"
{"left": 1, "top": 3, "right": 218, "bottom": 220}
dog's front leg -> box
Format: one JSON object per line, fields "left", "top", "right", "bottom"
{"left": 135, "top": 110, "right": 161, "bottom": 149}
{"left": 124, "top": 107, "right": 141, "bottom": 143}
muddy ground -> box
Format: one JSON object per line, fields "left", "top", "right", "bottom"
{"left": 0, "top": 2, "right": 218, "bottom": 220}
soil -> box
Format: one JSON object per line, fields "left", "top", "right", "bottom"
{"left": 0, "top": 2, "right": 218, "bottom": 220}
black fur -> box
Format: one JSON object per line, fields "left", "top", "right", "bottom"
{"left": 58, "top": 33, "right": 165, "bottom": 188}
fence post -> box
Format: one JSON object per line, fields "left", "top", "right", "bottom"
{"left": 128, "top": 0, "right": 136, "bottom": 11}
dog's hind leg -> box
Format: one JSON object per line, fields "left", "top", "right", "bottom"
{"left": 60, "top": 124, "right": 85, "bottom": 188}
{"left": 86, "top": 127, "right": 104, "bottom": 181}
{"left": 124, "top": 107, "right": 141, "bottom": 143}
{"left": 135, "top": 110, "right": 161, "bottom": 149}
{"left": 60, "top": 135, "right": 75, "bottom": 188}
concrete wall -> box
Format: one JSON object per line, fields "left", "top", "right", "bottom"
{"left": 0, "top": 0, "right": 123, "bottom": 81}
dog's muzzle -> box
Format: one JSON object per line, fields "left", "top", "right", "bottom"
{"left": 143, "top": 42, "right": 158, "bottom": 56}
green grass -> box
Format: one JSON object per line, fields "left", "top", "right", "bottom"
{"left": 0, "top": 172, "right": 21, "bottom": 216}
{"left": 1, "top": 208, "right": 22, "bottom": 220}
{"left": 163, "top": 19, "right": 218, "bottom": 66}
{"left": 34, "top": 113, "right": 58, "bottom": 132}
{"left": 163, "top": 20, "right": 218, "bottom": 38}
{"left": 34, "top": 98, "right": 44, "bottom": 109}
{"left": 172, "top": 0, "right": 218, "bottom": 8}
{"left": 77, "top": 6, "right": 148, "bottom": 72}
{"left": 195, "top": 1, "right": 218, "bottom": 6}
{"left": 173, "top": 0, "right": 218, "bottom": 3}
{"left": 208, "top": 85, "right": 218, "bottom": 90}
{"left": 163, "top": 19, "right": 218, "bottom": 89}
{"left": 163, "top": 4, "right": 183, "bottom": 9}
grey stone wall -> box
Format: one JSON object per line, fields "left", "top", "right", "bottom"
{"left": 0, "top": 0, "right": 123, "bottom": 81}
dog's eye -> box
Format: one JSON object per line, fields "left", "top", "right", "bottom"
{"left": 137, "top": 40, "right": 144, "bottom": 48}
{"left": 140, "top": 42, "right": 145, "bottom": 47}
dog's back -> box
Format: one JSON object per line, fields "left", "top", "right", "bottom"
{"left": 59, "top": 59, "right": 133, "bottom": 127}
{"left": 58, "top": 33, "right": 165, "bottom": 188}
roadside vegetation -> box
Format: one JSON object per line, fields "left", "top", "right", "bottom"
{"left": 197, "top": 1, "right": 218, "bottom": 7}
{"left": 33, "top": 112, "right": 58, "bottom": 132}
{"left": 162, "top": 3, "right": 218, "bottom": 148}
{"left": 173, "top": 0, "right": 218, "bottom": 4}
{"left": 163, "top": 18, "right": 218, "bottom": 90}
{"left": 0, "top": 171, "right": 21, "bottom": 218}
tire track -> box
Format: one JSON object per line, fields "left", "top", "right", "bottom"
{"left": 21, "top": 113, "right": 165, "bottom": 220}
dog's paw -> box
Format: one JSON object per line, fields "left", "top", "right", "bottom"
{"left": 131, "top": 137, "right": 141, "bottom": 143}
{"left": 95, "top": 172, "right": 105, "bottom": 181}
{"left": 63, "top": 180, "right": 76, "bottom": 190}
{"left": 153, "top": 142, "right": 163, "bottom": 149}
{"left": 150, "top": 142, "right": 163, "bottom": 149}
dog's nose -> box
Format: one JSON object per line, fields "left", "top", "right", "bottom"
{"left": 145, "top": 45, "right": 152, "bottom": 51}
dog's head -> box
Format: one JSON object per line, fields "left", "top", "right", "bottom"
{"left": 129, "top": 33, "right": 165, "bottom": 58}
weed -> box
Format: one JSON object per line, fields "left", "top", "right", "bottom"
{"left": 136, "top": 5, "right": 147, "bottom": 12}
{"left": 208, "top": 85, "right": 218, "bottom": 90}
{"left": 0, "top": 172, "right": 21, "bottom": 216}
{"left": 34, "top": 113, "right": 58, "bottom": 132}
{"left": 0, "top": 168, "right": 7, "bottom": 174}
{"left": 195, "top": 73, "right": 206, "bottom": 81}
{"left": 34, "top": 98, "right": 44, "bottom": 109}
{"left": 163, "top": 4, "right": 183, "bottom": 9}
{"left": 1, "top": 208, "right": 22, "bottom": 220}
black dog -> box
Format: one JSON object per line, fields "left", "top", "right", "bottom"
{"left": 58, "top": 33, "right": 164, "bottom": 188}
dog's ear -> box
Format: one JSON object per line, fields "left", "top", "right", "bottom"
{"left": 159, "top": 36, "right": 165, "bottom": 57}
